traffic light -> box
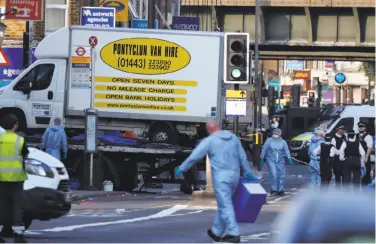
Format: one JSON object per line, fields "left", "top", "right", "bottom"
{"left": 223, "top": 32, "right": 250, "bottom": 84}
{"left": 307, "top": 90, "right": 316, "bottom": 107}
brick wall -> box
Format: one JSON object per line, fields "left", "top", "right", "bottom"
{"left": 0, "top": 0, "right": 26, "bottom": 46}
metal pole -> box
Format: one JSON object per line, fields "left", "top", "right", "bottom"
{"left": 148, "top": 0, "right": 156, "bottom": 28}
{"left": 368, "top": 76, "right": 371, "bottom": 101}
{"left": 89, "top": 47, "right": 95, "bottom": 188}
{"left": 254, "top": 0, "right": 261, "bottom": 128}
{"left": 234, "top": 84, "right": 239, "bottom": 137}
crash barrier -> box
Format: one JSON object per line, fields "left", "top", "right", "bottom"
{"left": 233, "top": 177, "right": 267, "bottom": 222}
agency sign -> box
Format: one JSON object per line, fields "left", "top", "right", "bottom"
{"left": 170, "top": 16, "right": 200, "bottom": 31}
{"left": 81, "top": 7, "right": 116, "bottom": 27}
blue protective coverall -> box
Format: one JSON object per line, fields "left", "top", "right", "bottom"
{"left": 179, "top": 130, "right": 252, "bottom": 237}
{"left": 308, "top": 135, "right": 325, "bottom": 187}
{"left": 40, "top": 126, "right": 68, "bottom": 160}
{"left": 260, "top": 137, "right": 291, "bottom": 192}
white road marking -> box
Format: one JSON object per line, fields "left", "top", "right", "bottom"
{"left": 267, "top": 195, "right": 291, "bottom": 204}
{"left": 38, "top": 205, "right": 188, "bottom": 232}
{"left": 169, "top": 210, "right": 204, "bottom": 217}
{"left": 24, "top": 231, "right": 42, "bottom": 235}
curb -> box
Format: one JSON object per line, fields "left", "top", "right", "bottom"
{"left": 72, "top": 191, "right": 129, "bottom": 202}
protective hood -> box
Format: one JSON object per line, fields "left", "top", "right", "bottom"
{"left": 212, "top": 130, "right": 233, "bottom": 140}
{"left": 311, "top": 136, "right": 324, "bottom": 144}
{"left": 49, "top": 125, "right": 62, "bottom": 132}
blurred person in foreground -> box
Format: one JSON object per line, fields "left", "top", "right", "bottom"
{"left": 0, "top": 115, "right": 28, "bottom": 243}
{"left": 308, "top": 126, "right": 326, "bottom": 188}
{"left": 272, "top": 187, "right": 375, "bottom": 243}
{"left": 175, "top": 120, "right": 255, "bottom": 243}
{"left": 260, "top": 128, "right": 293, "bottom": 196}
{"left": 40, "top": 118, "right": 68, "bottom": 161}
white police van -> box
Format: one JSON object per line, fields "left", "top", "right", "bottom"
{"left": 290, "top": 104, "right": 375, "bottom": 163}
{"left": 0, "top": 127, "right": 72, "bottom": 230}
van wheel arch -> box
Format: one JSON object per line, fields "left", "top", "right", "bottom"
{"left": 0, "top": 108, "right": 27, "bottom": 132}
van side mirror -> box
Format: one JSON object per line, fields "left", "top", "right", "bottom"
{"left": 15, "top": 81, "right": 31, "bottom": 94}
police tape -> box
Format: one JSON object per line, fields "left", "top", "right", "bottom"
{"left": 291, "top": 157, "right": 309, "bottom": 165}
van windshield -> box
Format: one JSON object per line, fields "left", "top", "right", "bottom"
{"left": 306, "top": 106, "right": 344, "bottom": 131}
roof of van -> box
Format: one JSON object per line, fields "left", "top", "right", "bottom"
{"left": 341, "top": 104, "right": 374, "bottom": 115}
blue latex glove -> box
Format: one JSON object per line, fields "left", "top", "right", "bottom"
{"left": 175, "top": 168, "right": 183, "bottom": 176}
{"left": 288, "top": 157, "right": 293, "bottom": 165}
{"left": 63, "top": 152, "right": 68, "bottom": 159}
{"left": 246, "top": 173, "right": 255, "bottom": 181}
{"left": 260, "top": 158, "right": 265, "bottom": 168}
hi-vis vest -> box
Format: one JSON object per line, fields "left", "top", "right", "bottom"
{"left": 0, "top": 132, "right": 27, "bottom": 182}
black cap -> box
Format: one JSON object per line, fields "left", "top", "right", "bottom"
{"left": 335, "top": 125, "right": 345, "bottom": 131}
{"left": 358, "top": 122, "right": 367, "bottom": 127}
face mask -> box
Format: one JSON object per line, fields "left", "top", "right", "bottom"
{"left": 271, "top": 124, "right": 276, "bottom": 129}
{"left": 313, "top": 129, "right": 318, "bottom": 134}
{"left": 273, "top": 134, "right": 280, "bottom": 139}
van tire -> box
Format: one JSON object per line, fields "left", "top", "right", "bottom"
{"left": 150, "top": 124, "right": 177, "bottom": 143}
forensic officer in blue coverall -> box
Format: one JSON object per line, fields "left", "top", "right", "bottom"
{"left": 40, "top": 118, "right": 68, "bottom": 161}
{"left": 260, "top": 128, "right": 293, "bottom": 196}
{"left": 176, "top": 120, "right": 255, "bottom": 243}
{"left": 308, "top": 127, "right": 326, "bottom": 188}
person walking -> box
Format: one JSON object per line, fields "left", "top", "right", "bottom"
{"left": 40, "top": 118, "right": 68, "bottom": 161}
{"left": 330, "top": 126, "right": 348, "bottom": 188}
{"left": 0, "top": 115, "right": 29, "bottom": 243}
{"left": 308, "top": 126, "right": 326, "bottom": 188}
{"left": 260, "top": 128, "right": 293, "bottom": 196}
{"left": 356, "top": 122, "right": 374, "bottom": 186}
{"left": 175, "top": 120, "right": 255, "bottom": 243}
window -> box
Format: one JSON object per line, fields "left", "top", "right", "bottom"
{"left": 45, "top": 0, "right": 68, "bottom": 35}
{"left": 292, "top": 117, "right": 305, "bottom": 130}
{"left": 14, "top": 64, "right": 55, "bottom": 91}
{"left": 335, "top": 117, "right": 354, "bottom": 133}
{"left": 360, "top": 117, "right": 375, "bottom": 136}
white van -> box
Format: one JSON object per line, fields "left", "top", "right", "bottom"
{"left": 290, "top": 104, "right": 375, "bottom": 163}
{"left": 0, "top": 127, "right": 72, "bottom": 230}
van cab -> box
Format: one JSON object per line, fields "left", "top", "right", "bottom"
{"left": 0, "top": 127, "right": 71, "bottom": 230}
{"left": 290, "top": 104, "right": 375, "bottom": 163}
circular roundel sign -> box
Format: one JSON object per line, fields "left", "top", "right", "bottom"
{"left": 75, "top": 47, "right": 86, "bottom": 56}
{"left": 335, "top": 73, "right": 346, "bottom": 84}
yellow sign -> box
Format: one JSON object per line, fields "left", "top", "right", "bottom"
{"left": 95, "top": 94, "right": 187, "bottom": 103}
{"left": 99, "top": 0, "right": 128, "bottom": 22}
{"left": 95, "top": 76, "right": 197, "bottom": 87}
{"left": 94, "top": 102, "right": 186, "bottom": 112}
{"left": 95, "top": 85, "right": 187, "bottom": 95}
{"left": 72, "top": 57, "right": 91, "bottom": 64}
{"left": 100, "top": 38, "right": 191, "bottom": 75}
{"left": 226, "top": 90, "right": 247, "bottom": 98}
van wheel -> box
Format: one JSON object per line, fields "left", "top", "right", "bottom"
{"left": 23, "top": 217, "right": 33, "bottom": 230}
{"left": 0, "top": 112, "right": 27, "bottom": 133}
{"left": 150, "top": 124, "right": 177, "bottom": 143}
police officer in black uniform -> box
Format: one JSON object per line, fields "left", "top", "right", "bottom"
{"left": 330, "top": 126, "right": 348, "bottom": 187}
{"left": 356, "top": 122, "right": 374, "bottom": 185}
{"left": 340, "top": 134, "right": 366, "bottom": 187}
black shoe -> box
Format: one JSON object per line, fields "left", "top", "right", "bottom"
{"left": 207, "top": 229, "right": 221, "bottom": 242}
{"left": 14, "top": 234, "right": 27, "bottom": 243}
{"left": 278, "top": 191, "right": 285, "bottom": 196}
{"left": 1, "top": 229, "right": 14, "bottom": 238}
{"left": 0, "top": 237, "right": 5, "bottom": 243}
{"left": 220, "top": 235, "right": 240, "bottom": 243}
{"left": 270, "top": 190, "right": 277, "bottom": 195}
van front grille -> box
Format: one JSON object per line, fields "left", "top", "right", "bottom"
{"left": 58, "top": 180, "right": 70, "bottom": 192}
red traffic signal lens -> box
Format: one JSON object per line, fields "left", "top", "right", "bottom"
{"left": 230, "top": 40, "right": 244, "bottom": 52}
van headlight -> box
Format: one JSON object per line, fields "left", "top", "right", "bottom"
{"left": 25, "top": 159, "right": 54, "bottom": 178}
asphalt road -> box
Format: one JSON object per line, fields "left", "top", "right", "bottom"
{"left": 21, "top": 165, "right": 310, "bottom": 243}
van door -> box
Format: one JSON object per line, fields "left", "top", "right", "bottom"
{"left": 13, "top": 61, "right": 58, "bottom": 128}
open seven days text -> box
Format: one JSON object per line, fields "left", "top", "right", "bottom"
{"left": 113, "top": 44, "right": 179, "bottom": 58}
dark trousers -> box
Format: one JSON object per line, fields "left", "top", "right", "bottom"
{"left": 320, "top": 158, "right": 333, "bottom": 185}
{"left": 332, "top": 157, "right": 344, "bottom": 187}
{"left": 343, "top": 156, "right": 361, "bottom": 187}
{"left": 0, "top": 182, "right": 24, "bottom": 229}
{"left": 362, "top": 160, "right": 373, "bottom": 185}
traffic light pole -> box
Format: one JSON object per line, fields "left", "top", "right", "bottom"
{"left": 253, "top": 0, "right": 262, "bottom": 171}
{"left": 233, "top": 84, "right": 239, "bottom": 137}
